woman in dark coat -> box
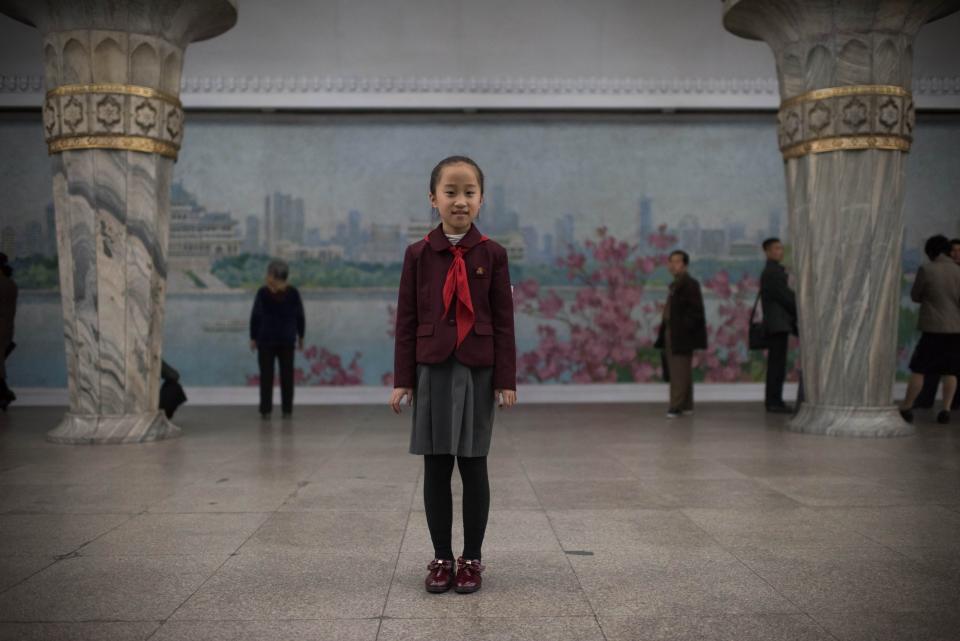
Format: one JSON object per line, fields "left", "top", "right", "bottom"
{"left": 249, "top": 259, "right": 305, "bottom": 419}
{"left": 655, "top": 250, "right": 707, "bottom": 418}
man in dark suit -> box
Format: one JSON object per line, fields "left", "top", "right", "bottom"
{"left": 760, "top": 238, "right": 797, "bottom": 413}
{"left": 655, "top": 250, "right": 707, "bottom": 419}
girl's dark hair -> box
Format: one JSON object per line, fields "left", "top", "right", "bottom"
{"left": 924, "top": 234, "right": 950, "bottom": 260}
{"left": 429, "top": 155, "right": 484, "bottom": 195}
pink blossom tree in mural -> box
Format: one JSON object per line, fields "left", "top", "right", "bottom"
{"left": 697, "top": 270, "right": 765, "bottom": 382}
{"left": 247, "top": 344, "right": 364, "bottom": 387}
{"left": 513, "top": 225, "right": 675, "bottom": 383}
{"left": 514, "top": 225, "right": 776, "bottom": 383}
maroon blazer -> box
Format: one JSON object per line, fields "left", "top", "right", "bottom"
{"left": 393, "top": 223, "right": 517, "bottom": 391}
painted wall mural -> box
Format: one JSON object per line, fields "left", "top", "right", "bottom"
{"left": 2, "top": 112, "right": 957, "bottom": 388}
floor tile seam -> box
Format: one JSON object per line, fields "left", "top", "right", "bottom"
{"left": 375, "top": 466, "right": 421, "bottom": 640}
{"left": 0, "top": 557, "right": 59, "bottom": 598}
{"left": 798, "top": 611, "right": 844, "bottom": 641}
{"left": 711, "top": 541, "right": 811, "bottom": 618}
{"left": 223, "top": 508, "right": 413, "bottom": 516}
{"left": 153, "top": 500, "right": 281, "bottom": 634}
{"left": 800, "top": 606, "right": 960, "bottom": 615}
{"left": 748, "top": 478, "right": 934, "bottom": 509}
{"left": 0, "top": 617, "right": 166, "bottom": 624}
{"left": 796, "top": 509, "right": 940, "bottom": 557}
{"left": 594, "top": 611, "right": 841, "bottom": 639}
{"left": 379, "top": 613, "right": 615, "bottom": 620}
{"left": 516, "top": 454, "right": 610, "bottom": 641}
{"left": 676, "top": 505, "right": 909, "bottom": 551}
{"left": 0, "top": 510, "right": 162, "bottom": 517}
{"left": 65, "top": 513, "right": 141, "bottom": 558}
{"left": 673, "top": 507, "right": 748, "bottom": 551}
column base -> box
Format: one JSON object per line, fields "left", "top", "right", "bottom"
{"left": 47, "top": 411, "right": 181, "bottom": 444}
{"left": 788, "top": 403, "right": 914, "bottom": 438}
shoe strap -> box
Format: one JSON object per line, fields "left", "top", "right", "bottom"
{"left": 457, "top": 558, "right": 485, "bottom": 573}
{"left": 427, "top": 559, "right": 452, "bottom": 571}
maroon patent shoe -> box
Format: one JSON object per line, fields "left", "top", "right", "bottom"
{"left": 454, "top": 557, "right": 485, "bottom": 594}
{"left": 424, "top": 558, "right": 455, "bottom": 593}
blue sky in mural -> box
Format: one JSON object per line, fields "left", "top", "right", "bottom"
{"left": 173, "top": 114, "right": 787, "bottom": 242}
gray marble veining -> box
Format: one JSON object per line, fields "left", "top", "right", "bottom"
{"left": 0, "top": 0, "right": 237, "bottom": 444}
{"left": 723, "top": 0, "right": 960, "bottom": 437}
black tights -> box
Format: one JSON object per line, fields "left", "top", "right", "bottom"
{"left": 423, "top": 454, "right": 489, "bottom": 562}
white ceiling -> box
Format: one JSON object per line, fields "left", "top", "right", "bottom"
{"left": 1, "top": 0, "right": 958, "bottom": 109}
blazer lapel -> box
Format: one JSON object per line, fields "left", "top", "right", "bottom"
{"left": 427, "top": 224, "right": 451, "bottom": 252}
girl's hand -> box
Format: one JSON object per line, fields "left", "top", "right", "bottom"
{"left": 249, "top": 340, "right": 257, "bottom": 352}
{"left": 496, "top": 389, "right": 517, "bottom": 409}
{"left": 390, "top": 388, "right": 414, "bottom": 414}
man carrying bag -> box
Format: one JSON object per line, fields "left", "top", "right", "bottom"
{"left": 758, "top": 238, "right": 797, "bottom": 413}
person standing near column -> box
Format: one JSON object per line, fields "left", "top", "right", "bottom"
{"left": 390, "top": 156, "right": 517, "bottom": 595}
{"left": 249, "top": 259, "right": 305, "bottom": 420}
{"left": 760, "top": 238, "right": 798, "bottom": 413}
{"left": 900, "top": 235, "right": 960, "bottom": 425}
{"left": 656, "top": 250, "right": 707, "bottom": 419}
{"left": 912, "top": 237, "right": 960, "bottom": 411}
{"left": 0, "top": 253, "right": 17, "bottom": 411}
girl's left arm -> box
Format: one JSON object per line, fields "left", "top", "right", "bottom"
{"left": 490, "top": 247, "right": 517, "bottom": 392}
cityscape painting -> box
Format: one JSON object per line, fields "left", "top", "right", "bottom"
{"left": 2, "top": 112, "right": 958, "bottom": 388}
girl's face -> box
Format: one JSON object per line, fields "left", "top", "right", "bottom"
{"left": 429, "top": 163, "right": 483, "bottom": 235}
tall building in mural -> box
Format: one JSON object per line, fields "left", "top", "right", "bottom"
{"left": 768, "top": 208, "right": 782, "bottom": 241}
{"left": 637, "top": 196, "right": 653, "bottom": 247}
{"left": 45, "top": 203, "right": 57, "bottom": 256}
{"left": 0, "top": 226, "right": 14, "bottom": 259}
{"left": 169, "top": 182, "right": 242, "bottom": 264}
{"left": 244, "top": 215, "right": 261, "bottom": 254}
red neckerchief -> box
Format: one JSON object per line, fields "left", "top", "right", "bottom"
{"left": 425, "top": 231, "right": 489, "bottom": 347}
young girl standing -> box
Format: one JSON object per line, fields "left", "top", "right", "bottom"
{"left": 390, "top": 156, "right": 517, "bottom": 594}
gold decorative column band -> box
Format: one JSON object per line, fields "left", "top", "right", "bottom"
{"left": 43, "top": 83, "right": 184, "bottom": 160}
{"left": 779, "top": 84, "right": 910, "bottom": 110}
{"left": 48, "top": 135, "right": 179, "bottom": 158}
{"left": 777, "top": 84, "right": 914, "bottom": 160}
{"left": 46, "top": 83, "right": 182, "bottom": 108}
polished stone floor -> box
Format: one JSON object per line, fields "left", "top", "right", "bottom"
{"left": 0, "top": 403, "right": 958, "bottom": 641}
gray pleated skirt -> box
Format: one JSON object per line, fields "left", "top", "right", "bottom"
{"left": 409, "top": 356, "right": 495, "bottom": 457}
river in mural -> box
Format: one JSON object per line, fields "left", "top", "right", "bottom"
{"left": 2, "top": 112, "right": 957, "bottom": 387}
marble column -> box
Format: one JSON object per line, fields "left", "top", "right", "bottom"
{"left": 723, "top": 0, "right": 960, "bottom": 437}
{"left": 0, "top": 1, "right": 236, "bottom": 443}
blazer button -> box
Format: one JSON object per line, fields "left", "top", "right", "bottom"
{"left": 447, "top": 318, "right": 456, "bottom": 326}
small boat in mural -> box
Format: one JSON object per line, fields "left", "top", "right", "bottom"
{"left": 201, "top": 319, "right": 247, "bottom": 333}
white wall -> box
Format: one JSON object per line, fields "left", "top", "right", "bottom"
{"left": 1, "top": 0, "right": 958, "bottom": 110}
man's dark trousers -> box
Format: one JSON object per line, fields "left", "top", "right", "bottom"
{"left": 765, "top": 332, "right": 789, "bottom": 407}
{"left": 258, "top": 345, "right": 295, "bottom": 414}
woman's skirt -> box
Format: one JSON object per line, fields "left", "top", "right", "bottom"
{"left": 909, "top": 332, "right": 960, "bottom": 376}
{"left": 409, "top": 356, "right": 495, "bottom": 457}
